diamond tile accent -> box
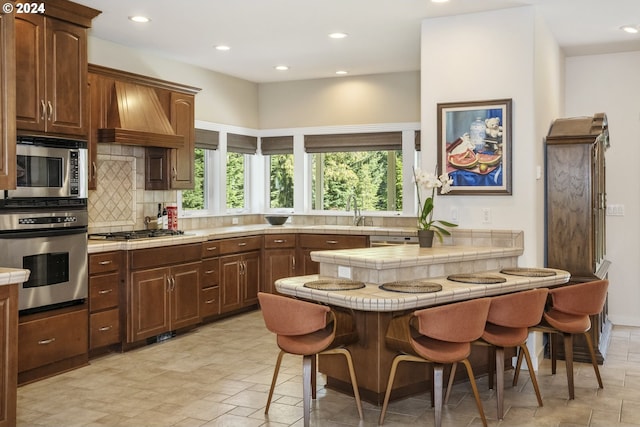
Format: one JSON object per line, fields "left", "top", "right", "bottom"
{"left": 89, "top": 155, "right": 136, "bottom": 227}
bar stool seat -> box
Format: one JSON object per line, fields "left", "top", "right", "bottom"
{"left": 379, "top": 297, "right": 491, "bottom": 427}
{"left": 257, "top": 292, "right": 363, "bottom": 426}
{"left": 514, "top": 279, "right": 609, "bottom": 400}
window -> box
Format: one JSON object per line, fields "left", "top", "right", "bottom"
{"left": 305, "top": 132, "right": 403, "bottom": 212}
{"left": 262, "top": 136, "right": 294, "bottom": 209}
{"left": 226, "top": 133, "right": 257, "bottom": 211}
{"left": 181, "top": 128, "right": 219, "bottom": 213}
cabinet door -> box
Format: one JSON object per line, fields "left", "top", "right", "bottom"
{"left": 88, "top": 72, "right": 113, "bottom": 189}
{"left": 0, "top": 4, "right": 15, "bottom": 191}
{"left": 243, "top": 251, "right": 260, "bottom": 306}
{"left": 169, "top": 92, "right": 195, "bottom": 189}
{"left": 15, "top": 13, "right": 45, "bottom": 132}
{"left": 0, "top": 284, "right": 17, "bottom": 427}
{"left": 45, "top": 17, "right": 87, "bottom": 137}
{"left": 263, "top": 249, "right": 295, "bottom": 294}
{"left": 299, "top": 248, "right": 318, "bottom": 275}
{"left": 220, "top": 254, "right": 242, "bottom": 313}
{"left": 129, "top": 267, "right": 170, "bottom": 342}
{"left": 170, "top": 262, "right": 200, "bottom": 330}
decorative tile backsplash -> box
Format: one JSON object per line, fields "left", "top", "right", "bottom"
{"left": 88, "top": 154, "right": 136, "bottom": 228}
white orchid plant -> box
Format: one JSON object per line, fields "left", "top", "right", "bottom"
{"left": 413, "top": 167, "right": 457, "bottom": 242}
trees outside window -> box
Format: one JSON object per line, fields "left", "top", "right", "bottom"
{"left": 226, "top": 152, "right": 245, "bottom": 209}
{"left": 269, "top": 154, "right": 294, "bottom": 209}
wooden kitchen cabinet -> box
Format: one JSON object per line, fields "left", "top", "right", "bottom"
{"left": 0, "top": 283, "right": 17, "bottom": 427}
{"left": 219, "top": 236, "right": 262, "bottom": 314}
{"left": 15, "top": 2, "right": 99, "bottom": 138}
{"left": 0, "top": 2, "right": 15, "bottom": 191}
{"left": 200, "top": 241, "right": 221, "bottom": 319}
{"left": 168, "top": 92, "right": 195, "bottom": 189}
{"left": 128, "top": 244, "right": 201, "bottom": 343}
{"left": 263, "top": 234, "right": 296, "bottom": 294}
{"left": 87, "top": 71, "right": 114, "bottom": 189}
{"left": 18, "top": 304, "right": 88, "bottom": 385}
{"left": 297, "top": 234, "right": 368, "bottom": 275}
{"left": 88, "top": 251, "right": 122, "bottom": 351}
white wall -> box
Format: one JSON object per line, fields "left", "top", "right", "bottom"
{"left": 421, "top": 6, "right": 558, "bottom": 267}
{"left": 88, "top": 37, "right": 260, "bottom": 128}
{"left": 565, "top": 51, "right": 640, "bottom": 326}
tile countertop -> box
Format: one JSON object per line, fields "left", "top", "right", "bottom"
{"left": 0, "top": 268, "right": 30, "bottom": 286}
{"left": 275, "top": 269, "right": 571, "bottom": 312}
{"left": 87, "top": 224, "right": 420, "bottom": 253}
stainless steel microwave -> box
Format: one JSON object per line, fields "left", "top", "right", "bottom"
{"left": 9, "top": 136, "right": 88, "bottom": 199}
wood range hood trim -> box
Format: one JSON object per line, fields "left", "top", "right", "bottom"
{"left": 89, "top": 64, "right": 202, "bottom": 149}
{"left": 98, "top": 81, "right": 184, "bottom": 149}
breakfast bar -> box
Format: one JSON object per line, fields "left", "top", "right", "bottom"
{"left": 275, "top": 231, "right": 571, "bottom": 404}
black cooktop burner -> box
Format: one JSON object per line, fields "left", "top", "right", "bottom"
{"left": 89, "top": 229, "right": 185, "bottom": 240}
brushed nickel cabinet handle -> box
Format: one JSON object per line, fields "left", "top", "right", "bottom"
{"left": 172, "top": 167, "right": 177, "bottom": 180}
{"left": 38, "top": 338, "right": 56, "bottom": 345}
{"left": 98, "top": 289, "right": 113, "bottom": 294}
{"left": 205, "top": 270, "right": 215, "bottom": 274}
{"left": 40, "top": 100, "right": 46, "bottom": 120}
{"left": 47, "top": 101, "right": 53, "bottom": 120}
{"left": 205, "top": 299, "right": 216, "bottom": 304}
{"left": 206, "top": 246, "right": 217, "bottom": 251}
{"left": 92, "top": 161, "right": 97, "bottom": 179}
{"left": 326, "top": 240, "right": 338, "bottom": 244}
{"left": 292, "top": 257, "right": 296, "bottom": 270}
{"left": 238, "top": 242, "right": 247, "bottom": 247}
{"left": 273, "top": 239, "right": 286, "bottom": 243}
{"left": 98, "top": 326, "right": 113, "bottom": 332}
{"left": 98, "top": 260, "right": 112, "bottom": 265}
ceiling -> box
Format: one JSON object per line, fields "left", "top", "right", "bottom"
{"left": 75, "top": 0, "right": 640, "bottom": 83}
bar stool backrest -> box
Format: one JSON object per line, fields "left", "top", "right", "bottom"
{"left": 487, "top": 288, "right": 549, "bottom": 328}
{"left": 549, "top": 280, "right": 609, "bottom": 316}
{"left": 413, "top": 298, "right": 491, "bottom": 343}
{"left": 259, "top": 293, "right": 330, "bottom": 336}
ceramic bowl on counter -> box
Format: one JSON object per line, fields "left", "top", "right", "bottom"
{"left": 264, "top": 215, "right": 289, "bottom": 226}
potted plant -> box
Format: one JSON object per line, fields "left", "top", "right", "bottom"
{"left": 413, "top": 167, "right": 457, "bottom": 247}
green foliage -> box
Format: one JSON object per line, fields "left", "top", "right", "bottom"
{"left": 226, "top": 152, "right": 245, "bottom": 209}
{"left": 270, "top": 154, "right": 294, "bottom": 208}
{"left": 182, "top": 148, "right": 205, "bottom": 210}
{"left": 312, "top": 150, "right": 403, "bottom": 211}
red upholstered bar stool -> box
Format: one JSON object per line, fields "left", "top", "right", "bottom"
{"left": 456, "top": 288, "right": 549, "bottom": 420}
{"left": 514, "top": 279, "right": 609, "bottom": 400}
{"left": 379, "top": 298, "right": 491, "bottom": 427}
{"left": 257, "top": 292, "right": 363, "bottom": 426}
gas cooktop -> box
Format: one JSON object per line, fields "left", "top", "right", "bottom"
{"left": 89, "top": 229, "right": 185, "bottom": 241}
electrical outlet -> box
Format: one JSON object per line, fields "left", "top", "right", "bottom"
{"left": 232, "top": 217, "right": 239, "bottom": 224}
{"left": 482, "top": 208, "right": 492, "bottom": 224}
{"left": 450, "top": 207, "right": 459, "bottom": 222}
{"left": 606, "top": 204, "right": 625, "bottom": 216}
{"left": 338, "top": 266, "right": 352, "bottom": 279}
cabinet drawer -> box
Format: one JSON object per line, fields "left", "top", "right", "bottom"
{"left": 202, "top": 241, "right": 220, "bottom": 257}
{"left": 298, "top": 234, "right": 368, "bottom": 250}
{"left": 89, "top": 251, "right": 121, "bottom": 274}
{"left": 201, "top": 258, "right": 219, "bottom": 288}
{"left": 201, "top": 287, "right": 220, "bottom": 317}
{"left": 89, "top": 272, "right": 120, "bottom": 311}
{"left": 130, "top": 243, "right": 201, "bottom": 270}
{"left": 90, "top": 309, "right": 120, "bottom": 349}
{"left": 219, "top": 236, "right": 263, "bottom": 254}
{"left": 264, "top": 234, "right": 296, "bottom": 249}
{"left": 19, "top": 309, "right": 88, "bottom": 373}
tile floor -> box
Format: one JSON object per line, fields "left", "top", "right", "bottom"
{"left": 15, "top": 310, "right": 640, "bottom": 426}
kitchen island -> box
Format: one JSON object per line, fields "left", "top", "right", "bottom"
{"left": 275, "top": 239, "right": 570, "bottom": 404}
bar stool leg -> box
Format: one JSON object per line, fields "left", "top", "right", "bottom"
{"left": 323, "top": 348, "right": 364, "bottom": 419}
{"left": 265, "top": 350, "right": 285, "bottom": 414}
{"left": 584, "top": 332, "right": 604, "bottom": 388}
{"left": 520, "top": 343, "right": 544, "bottom": 407}
{"left": 302, "top": 355, "right": 313, "bottom": 427}
{"left": 513, "top": 348, "right": 524, "bottom": 387}
{"left": 461, "top": 359, "right": 488, "bottom": 427}
{"left": 495, "top": 347, "right": 505, "bottom": 419}
{"left": 444, "top": 362, "right": 457, "bottom": 404}
{"left": 433, "top": 364, "right": 444, "bottom": 427}
{"left": 562, "top": 332, "right": 575, "bottom": 400}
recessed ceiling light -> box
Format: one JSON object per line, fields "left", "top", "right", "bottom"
{"left": 128, "top": 15, "right": 150, "bottom": 23}
{"left": 336, "top": 70, "right": 348, "bottom": 75}
{"left": 215, "top": 45, "right": 231, "bottom": 51}
{"left": 431, "top": 0, "right": 450, "bottom": 3}
{"left": 329, "top": 32, "right": 348, "bottom": 39}
{"left": 275, "top": 65, "right": 289, "bottom": 71}
{"left": 620, "top": 25, "right": 639, "bottom": 34}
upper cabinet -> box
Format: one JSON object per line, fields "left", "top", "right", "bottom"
{"left": 15, "top": 1, "right": 100, "bottom": 138}
{"left": 0, "top": 1, "right": 16, "bottom": 190}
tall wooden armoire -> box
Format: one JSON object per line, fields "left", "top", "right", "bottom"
{"left": 545, "top": 112, "right": 611, "bottom": 363}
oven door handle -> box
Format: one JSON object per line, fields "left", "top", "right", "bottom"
{"left": 0, "top": 227, "right": 87, "bottom": 239}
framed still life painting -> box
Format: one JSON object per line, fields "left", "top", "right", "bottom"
{"left": 436, "top": 98, "right": 512, "bottom": 195}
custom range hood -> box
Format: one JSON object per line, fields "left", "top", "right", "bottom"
{"left": 98, "top": 81, "right": 184, "bottom": 148}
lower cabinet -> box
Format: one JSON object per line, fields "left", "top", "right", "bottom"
{"left": 219, "top": 236, "right": 262, "bottom": 314}
{"left": 0, "top": 284, "right": 17, "bottom": 427}
{"left": 263, "top": 234, "right": 297, "bottom": 294}
{"left": 88, "top": 251, "right": 122, "bottom": 351}
{"left": 297, "top": 234, "right": 369, "bottom": 275}
{"left": 127, "top": 244, "right": 201, "bottom": 343}
{"left": 18, "top": 305, "right": 88, "bottom": 384}
{"left": 201, "top": 241, "right": 221, "bottom": 318}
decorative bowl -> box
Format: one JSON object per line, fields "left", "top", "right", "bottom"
{"left": 265, "top": 215, "right": 289, "bottom": 226}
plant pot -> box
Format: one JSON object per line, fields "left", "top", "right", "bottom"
{"left": 417, "top": 229, "right": 435, "bottom": 248}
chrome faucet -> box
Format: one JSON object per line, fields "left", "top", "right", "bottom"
{"left": 346, "top": 194, "right": 365, "bottom": 226}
